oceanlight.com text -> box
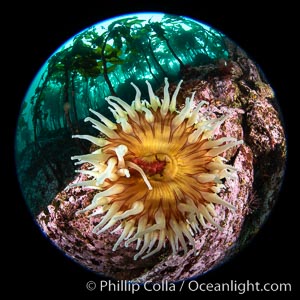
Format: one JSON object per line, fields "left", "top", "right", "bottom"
{"left": 86, "top": 279, "right": 292, "bottom": 294}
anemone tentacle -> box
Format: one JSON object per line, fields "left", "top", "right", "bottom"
{"left": 72, "top": 78, "right": 242, "bottom": 260}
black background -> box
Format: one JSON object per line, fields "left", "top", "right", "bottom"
{"left": 7, "top": 0, "right": 296, "bottom": 297}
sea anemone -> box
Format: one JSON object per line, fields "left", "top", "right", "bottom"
{"left": 71, "top": 78, "right": 242, "bottom": 260}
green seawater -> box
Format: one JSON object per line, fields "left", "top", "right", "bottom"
{"left": 15, "top": 13, "right": 228, "bottom": 215}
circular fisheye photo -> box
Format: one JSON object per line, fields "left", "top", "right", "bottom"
{"left": 15, "top": 12, "right": 286, "bottom": 282}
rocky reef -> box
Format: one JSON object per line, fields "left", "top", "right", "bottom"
{"left": 37, "top": 41, "right": 286, "bottom": 282}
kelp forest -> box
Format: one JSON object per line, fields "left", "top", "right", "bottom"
{"left": 15, "top": 14, "right": 228, "bottom": 214}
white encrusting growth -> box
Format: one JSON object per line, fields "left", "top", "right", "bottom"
{"left": 71, "top": 78, "right": 243, "bottom": 260}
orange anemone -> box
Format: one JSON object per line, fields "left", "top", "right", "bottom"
{"left": 71, "top": 78, "right": 242, "bottom": 260}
